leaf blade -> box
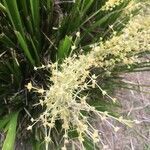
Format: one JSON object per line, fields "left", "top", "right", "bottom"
{"left": 2, "top": 112, "right": 19, "bottom": 150}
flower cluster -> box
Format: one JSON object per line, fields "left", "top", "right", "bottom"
{"left": 101, "top": 0, "right": 124, "bottom": 11}
{"left": 26, "top": 1, "right": 150, "bottom": 149}
{"left": 26, "top": 59, "right": 131, "bottom": 149}
{"left": 93, "top": 3, "right": 150, "bottom": 70}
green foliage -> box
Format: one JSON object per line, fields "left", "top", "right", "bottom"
{"left": 57, "top": 35, "right": 72, "bottom": 61}
{"left": 1, "top": 112, "right": 19, "bottom": 150}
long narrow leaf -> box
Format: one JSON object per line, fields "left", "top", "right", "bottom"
{"left": 0, "top": 2, "right": 6, "bottom": 11}
{"left": 0, "top": 117, "right": 10, "bottom": 130}
{"left": 3, "top": 0, "right": 25, "bottom": 37}
{"left": 15, "top": 31, "right": 35, "bottom": 65}
{"left": 2, "top": 112, "right": 19, "bottom": 150}
{"left": 57, "top": 36, "right": 72, "bottom": 60}
{"left": 30, "top": 0, "right": 41, "bottom": 44}
{"left": 81, "top": 0, "right": 94, "bottom": 16}
{"left": 0, "top": 33, "right": 16, "bottom": 48}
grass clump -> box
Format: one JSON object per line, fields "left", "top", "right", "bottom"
{"left": 0, "top": 0, "right": 150, "bottom": 149}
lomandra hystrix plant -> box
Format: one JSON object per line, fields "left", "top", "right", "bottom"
{"left": 0, "top": 0, "right": 150, "bottom": 149}
{"left": 26, "top": 3, "right": 150, "bottom": 149}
